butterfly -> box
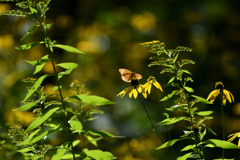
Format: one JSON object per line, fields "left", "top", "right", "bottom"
{"left": 119, "top": 68, "right": 142, "bottom": 82}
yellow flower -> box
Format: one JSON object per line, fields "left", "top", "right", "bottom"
{"left": 207, "top": 82, "right": 234, "bottom": 106}
{"left": 117, "top": 78, "right": 147, "bottom": 99}
{"left": 143, "top": 76, "right": 163, "bottom": 94}
{"left": 228, "top": 132, "right": 240, "bottom": 147}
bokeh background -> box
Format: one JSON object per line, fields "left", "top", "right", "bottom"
{"left": 0, "top": 0, "right": 240, "bottom": 159}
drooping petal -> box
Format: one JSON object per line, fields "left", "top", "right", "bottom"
{"left": 144, "top": 82, "right": 151, "bottom": 94}
{"left": 127, "top": 86, "right": 134, "bottom": 98}
{"left": 153, "top": 80, "right": 163, "bottom": 92}
{"left": 207, "top": 89, "right": 220, "bottom": 103}
{"left": 238, "top": 138, "right": 240, "bottom": 147}
{"left": 223, "top": 90, "right": 232, "bottom": 103}
{"left": 117, "top": 87, "right": 131, "bottom": 98}
{"left": 229, "top": 91, "right": 235, "bottom": 103}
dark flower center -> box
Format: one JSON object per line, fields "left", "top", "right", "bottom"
{"left": 215, "top": 82, "right": 224, "bottom": 90}
{"left": 131, "top": 78, "right": 139, "bottom": 86}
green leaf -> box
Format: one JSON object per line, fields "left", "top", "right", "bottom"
{"left": 26, "top": 55, "right": 51, "bottom": 74}
{"left": 25, "top": 107, "right": 59, "bottom": 133}
{"left": 206, "top": 127, "right": 217, "bottom": 135}
{"left": 159, "top": 90, "right": 178, "bottom": 101}
{"left": 56, "top": 62, "right": 78, "bottom": 70}
{"left": 191, "top": 95, "right": 212, "bottom": 104}
{"left": 17, "top": 129, "right": 41, "bottom": 146}
{"left": 167, "top": 76, "right": 176, "bottom": 84}
{"left": 157, "top": 117, "right": 188, "bottom": 125}
{"left": 17, "top": 147, "right": 33, "bottom": 153}
{"left": 165, "top": 104, "right": 188, "bottom": 112}
{"left": 156, "top": 137, "right": 192, "bottom": 150}
{"left": 21, "top": 25, "right": 39, "bottom": 41}
{"left": 195, "top": 111, "right": 213, "bottom": 116}
{"left": 84, "top": 150, "right": 115, "bottom": 160}
{"left": 69, "top": 120, "right": 82, "bottom": 134}
{"left": 22, "top": 74, "right": 51, "bottom": 102}
{"left": 53, "top": 44, "right": 85, "bottom": 54}
{"left": 85, "top": 129, "right": 116, "bottom": 138}
{"left": 52, "top": 86, "right": 61, "bottom": 92}
{"left": 86, "top": 135, "right": 98, "bottom": 147}
{"left": 15, "top": 94, "right": 57, "bottom": 111}
{"left": 201, "top": 139, "right": 240, "bottom": 149}
{"left": 180, "top": 145, "right": 195, "bottom": 151}
{"left": 177, "top": 152, "right": 192, "bottom": 160}
{"left": 15, "top": 41, "right": 44, "bottom": 50}
{"left": 182, "top": 69, "right": 192, "bottom": 75}
{"left": 64, "top": 95, "right": 114, "bottom": 105}
{"left": 61, "top": 154, "right": 81, "bottom": 159}
{"left": 184, "top": 86, "right": 194, "bottom": 92}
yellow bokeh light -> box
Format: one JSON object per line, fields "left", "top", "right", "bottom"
{"left": 4, "top": 107, "right": 35, "bottom": 127}
{"left": 232, "top": 102, "right": 240, "bottom": 115}
{"left": 0, "top": 4, "right": 10, "bottom": 12}
{"left": 76, "top": 40, "right": 101, "bottom": 54}
{"left": 0, "top": 35, "right": 14, "bottom": 49}
{"left": 130, "top": 12, "right": 157, "bottom": 33}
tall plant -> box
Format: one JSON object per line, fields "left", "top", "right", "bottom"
{"left": 1, "top": 0, "right": 115, "bottom": 159}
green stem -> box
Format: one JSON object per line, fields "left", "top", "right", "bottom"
{"left": 221, "top": 93, "right": 225, "bottom": 160}
{"left": 36, "top": 10, "right": 76, "bottom": 160}
{"left": 154, "top": 88, "right": 176, "bottom": 158}
{"left": 137, "top": 90, "right": 174, "bottom": 160}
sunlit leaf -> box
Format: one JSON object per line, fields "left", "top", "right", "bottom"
{"left": 177, "top": 152, "right": 192, "bottom": 160}
{"left": 180, "top": 145, "right": 195, "bottom": 152}
{"left": 64, "top": 95, "right": 114, "bottom": 105}
{"left": 159, "top": 90, "right": 178, "bottom": 101}
{"left": 191, "top": 95, "right": 212, "bottom": 104}
{"left": 56, "top": 62, "right": 78, "bottom": 70}
{"left": 201, "top": 139, "right": 240, "bottom": 149}
{"left": 25, "top": 107, "right": 59, "bottom": 133}
{"left": 195, "top": 111, "right": 213, "bottom": 116}
{"left": 156, "top": 137, "right": 193, "bottom": 150}
{"left": 53, "top": 44, "right": 85, "bottom": 54}
{"left": 15, "top": 41, "right": 44, "bottom": 50}
{"left": 22, "top": 74, "right": 51, "bottom": 102}
{"left": 182, "top": 69, "right": 192, "bottom": 75}
{"left": 85, "top": 129, "right": 116, "bottom": 138}
{"left": 184, "top": 86, "right": 194, "bottom": 93}
{"left": 84, "top": 150, "right": 115, "bottom": 160}
{"left": 206, "top": 127, "right": 217, "bottom": 135}
{"left": 21, "top": 25, "right": 39, "bottom": 41}
{"left": 26, "top": 55, "right": 51, "bottom": 74}
{"left": 69, "top": 120, "right": 82, "bottom": 133}
{"left": 157, "top": 117, "right": 188, "bottom": 125}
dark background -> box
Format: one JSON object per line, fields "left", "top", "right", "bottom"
{"left": 0, "top": 0, "right": 240, "bottom": 159}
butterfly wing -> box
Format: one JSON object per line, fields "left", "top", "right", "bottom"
{"left": 119, "top": 68, "right": 133, "bottom": 82}
{"left": 119, "top": 68, "right": 142, "bottom": 82}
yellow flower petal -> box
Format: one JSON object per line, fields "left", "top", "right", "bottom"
{"left": 207, "top": 89, "right": 220, "bottom": 103}
{"left": 153, "top": 80, "right": 163, "bottom": 92}
{"left": 223, "top": 89, "right": 232, "bottom": 103}
{"left": 132, "top": 89, "right": 138, "bottom": 99}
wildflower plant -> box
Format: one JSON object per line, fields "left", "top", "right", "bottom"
{"left": 139, "top": 40, "right": 240, "bottom": 159}
{"left": 1, "top": 0, "right": 115, "bottom": 159}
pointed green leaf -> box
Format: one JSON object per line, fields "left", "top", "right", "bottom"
{"left": 52, "top": 86, "right": 61, "bottom": 92}
{"left": 159, "top": 90, "right": 178, "bottom": 101}
{"left": 180, "top": 145, "right": 195, "bottom": 152}
{"left": 165, "top": 104, "right": 188, "bottom": 112}
{"left": 156, "top": 137, "right": 192, "bottom": 150}
{"left": 22, "top": 74, "right": 51, "bottom": 102}
{"left": 53, "top": 44, "right": 85, "bottom": 54}
{"left": 177, "top": 152, "right": 192, "bottom": 160}
{"left": 201, "top": 139, "right": 240, "bottom": 149}
{"left": 182, "top": 69, "right": 192, "bottom": 75}
{"left": 167, "top": 76, "right": 176, "bottom": 84}
{"left": 69, "top": 120, "right": 82, "bottom": 133}
{"left": 56, "top": 62, "right": 78, "bottom": 70}
{"left": 195, "top": 111, "right": 213, "bottom": 116}
{"left": 84, "top": 150, "right": 115, "bottom": 160}
{"left": 206, "top": 127, "right": 217, "bottom": 135}
{"left": 17, "top": 129, "right": 41, "bottom": 146}
{"left": 191, "top": 95, "right": 212, "bottom": 104}
{"left": 157, "top": 117, "right": 188, "bottom": 125}
{"left": 64, "top": 95, "right": 114, "bottom": 105}
{"left": 26, "top": 55, "right": 51, "bottom": 74}
{"left": 15, "top": 41, "right": 44, "bottom": 50}
{"left": 61, "top": 154, "right": 81, "bottom": 159}
{"left": 184, "top": 86, "right": 194, "bottom": 93}
{"left": 21, "top": 25, "right": 39, "bottom": 41}
{"left": 25, "top": 107, "right": 59, "bottom": 133}
{"left": 85, "top": 129, "right": 116, "bottom": 138}
{"left": 17, "top": 147, "right": 33, "bottom": 153}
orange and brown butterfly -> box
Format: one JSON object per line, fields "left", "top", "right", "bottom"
{"left": 119, "top": 68, "right": 142, "bottom": 82}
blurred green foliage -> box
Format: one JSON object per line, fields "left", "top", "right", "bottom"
{"left": 0, "top": 0, "right": 240, "bottom": 159}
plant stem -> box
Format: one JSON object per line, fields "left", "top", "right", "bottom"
{"left": 137, "top": 91, "right": 174, "bottom": 160}
{"left": 36, "top": 11, "right": 76, "bottom": 160}
{"left": 221, "top": 93, "right": 225, "bottom": 160}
